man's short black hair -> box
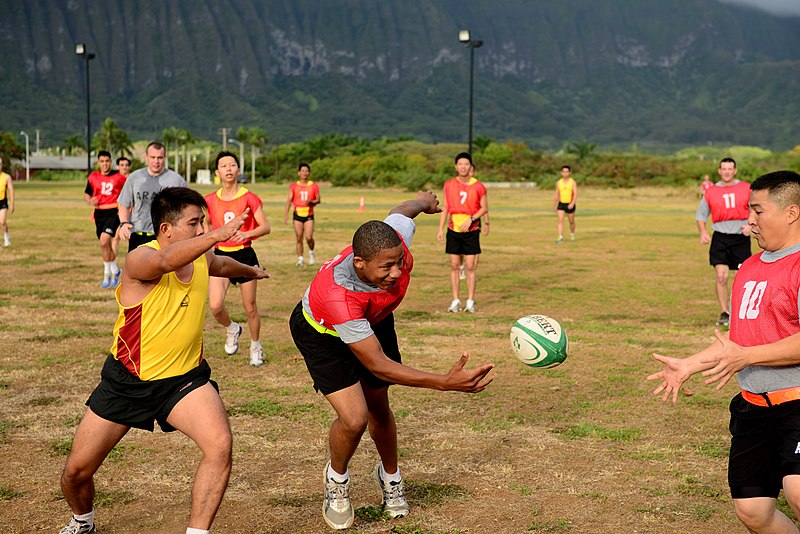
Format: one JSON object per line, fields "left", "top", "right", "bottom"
{"left": 298, "top": 162, "right": 311, "bottom": 171}
{"left": 215, "top": 150, "right": 239, "bottom": 170}
{"left": 720, "top": 157, "right": 736, "bottom": 168}
{"left": 151, "top": 187, "right": 207, "bottom": 236}
{"left": 146, "top": 141, "right": 166, "bottom": 153}
{"left": 751, "top": 171, "right": 800, "bottom": 209}
{"left": 454, "top": 152, "right": 473, "bottom": 165}
{"left": 97, "top": 150, "right": 111, "bottom": 159}
{"left": 353, "top": 220, "right": 401, "bottom": 261}
{"left": 561, "top": 165, "right": 571, "bottom": 171}
{"left": 116, "top": 157, "right": 131, "bottom": 165}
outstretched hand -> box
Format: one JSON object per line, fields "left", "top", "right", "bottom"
{"left": 646, "top": 353, "right": 690, "bottom": 404}
{"left": 701, "top": 329, "right": 746, "bottom": 390}
{"left": 443, "top": 352, "right": 495, "bottom": 393}
{"left": 214, "top": 208, "right": 250, "bottom": 242}
{"left": 417, "top": 190, "right": 442, "bottom": 214}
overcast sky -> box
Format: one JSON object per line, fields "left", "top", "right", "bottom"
{"left": 718, "top": 0, "right": 800, "bottom": 16}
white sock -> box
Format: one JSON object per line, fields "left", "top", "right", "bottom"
{"left": 74, "top": 509, "right": 94, "bottom": 526}
{"left": 103, "top": 261, "right": 113, "bottom": 275}
{"left": 227, "top": 322, "right": 239, "bottom": 333}
{"left": 110, "top": 262, "right": 120, "bottom": 275}
{"left": 298, "top": 255, "right": 304, "bottom": 261}
{"left": 380, "top": 463, "right": 402, "bottom": 483}
{"left": 327, "top": 463, "right": 349, "bottom": 482}
{"left": 186, "top": 529, "right": 209, "bottom": 534}
{"left": 250, "top": 340, "right": 261, "bottom": 351}
{"left": 466, "top": 299, "right": 475, "bottom": 308}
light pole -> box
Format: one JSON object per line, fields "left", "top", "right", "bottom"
{"left": 19, "top": 131, "right": 29, "bottom": 182}
{"left": 458, "top": 30, "right": 483, "bottom": 155}
{"left": 227, "top": 138, "right": 245, "bottom": 180}
{"left": 75, "top": 42, "right": 96, "bottom": 176}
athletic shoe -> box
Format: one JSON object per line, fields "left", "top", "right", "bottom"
{"left": 323, "top": 462, "right": 354, "bottom": 530}
{"left": 101, "top": 275, "right": 111, "bottom": 289}
{"left": 570, "top": 234, "right": 576, "bottom": 241}
{"left": 58, "top": 517, "right": 96, "bottom": 534}
{"left": 555, "top": 237, "right": 564, "bottom": 244}
{"left": 109, "top": 269, "right": 121, "bottom": 288}
{"left": 447, "top": 299, "right": 461, "bottom": 313}
{"left": 373, "top": 464, "right": 409, "bottom": 519}
{"left": 224, "top": 323, "right": 242, "bottom": 355}
{"left": 308, "top": 250, "right": 316, "bottom": 265}
{"left": 464, "top": 299, "right": 476, "bottom": 313}
{"left": 458, "top": 264, "right": 466, "bottom": 280}
{"left": 717, "top": 311, "right": 730, "bottom": 326}
{"left": 296, "top": 257, "right": 305, "bottom": 267}
{"left": 3, "top": 235, "right": 10, "bottom": 247}
{"left": 249, "top": 346, "right": 264, "bottom": 367}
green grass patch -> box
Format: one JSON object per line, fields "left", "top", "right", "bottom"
{"left": 50, "top": 438, "right": 73, "bottom": 456}
{"left": 29, "top": 396, "right": 60, "bottom": 407}
{"left": 355, "top": 504, "right": 391, "bottom": 522}
{"left": 405, "top": 480, "right": 468, "bottom": 507}
{"left": 0, "top": 419, "right": 13, "bottom": 443}
{"left": 695, "top": 441, "right": 727, "bottom": 459}
{"left": 94, "top": 489, "right": 135, "bottom": 507}
{"left": 0, "top": 485, "right": 24, "bottom": 501}
{"left": 552, "top": 423, "right": 643, "bottom": 442}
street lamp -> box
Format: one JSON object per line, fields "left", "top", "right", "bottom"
{"left": 19, "top": 131, "right": 29, "bottom": 182}
{"left": 227, "top": 138, "right": 245, "bottom": 179}
{"left": 75, "top": 42, "right": 96, "bottom": 175}
{"left": 458, "top": 30, "right": 483, "bottom": 155}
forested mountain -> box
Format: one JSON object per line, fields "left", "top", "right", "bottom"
{"left": 2, "top": 0, "right": 799, "bottom": 150}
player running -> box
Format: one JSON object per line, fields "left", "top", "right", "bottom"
{"left": 84, "top": 151, "right": 127, "bottom": 288}
{"left": 284, "top": 163, "right": 320, "bottom": 266}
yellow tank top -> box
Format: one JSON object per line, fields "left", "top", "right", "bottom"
{"left": 557, "top": 178, "right": 575, "bottom": 203}
{"left": 0, "top": 172, "right": 9, "bottom": 201}
{"left": 110, "top": 241, "right": 209, "bottom": 380}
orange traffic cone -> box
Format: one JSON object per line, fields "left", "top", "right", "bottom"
{"left": 358, "top": 196, "right": 365, "bottom": 212}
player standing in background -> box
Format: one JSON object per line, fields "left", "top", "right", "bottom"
{"left": 699, "top": 173, "right": 713, "bottom": 199}
{"left": 437, "top": 152, "right": 489, "bottom": 313}
{"left": 284, "top": 163, "right": 320, "bottom": 266}
{"left": 205, "top": 151, "right": 271, "bottom": 367}
{"left": 58, "top": 187, "right": 268, "bottom": 534}
{"left": 118, "top": 142, "right": 186, "bottom": 252}
{"left": 289, "top": 191, "right": 494, "bottom": 530}
{"left": 0, "top": 158, "right": 14, "bottom": 247}
{"left": 84, "top": 151, "right": 127, "bottom": 288}
{"left": 696, "top": 158, "right": 751, "bottom": 327}
{"left": 648, "top": 170, "right": 800, "bottom": 534}
{"left": 554, "top": 165, "right": 578, "bottom": 243}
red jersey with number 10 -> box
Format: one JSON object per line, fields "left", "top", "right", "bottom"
{"left": 704, "top": 181, "right": 750, "bottom": 222}
{"left": 204, "top": 187, "right": 262, "bottom": 250}
{"left": 306, "top": 239, "right": 413, "bottom": 327}
{"left": 729, "top": 250, "right": 800, "bottom": 348}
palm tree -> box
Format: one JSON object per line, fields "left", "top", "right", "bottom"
{"left": 177, "top": 128, "right": 194, "bottom": 178}
{"left": 566, "top": 140, "right": 597, "bottom": 160}
{"left": 162, "top": 127, "right": 180, "bottom": 170}
{"left": 63, "top": 134, "right": 86, "bottom": 156}
{"left": 93, "top": 117, "right": 133, "bottom": 156}
{"left": 244, "top": 127, "right": 269, "bottom": 183}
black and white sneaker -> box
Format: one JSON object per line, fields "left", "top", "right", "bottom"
{"left": 59, "top": 517, "right": 96, "bottom": 534}
{"left": 717, "top": 311, "right": 730, "bottom": 326}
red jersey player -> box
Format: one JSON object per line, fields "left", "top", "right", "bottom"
{"left": 205, "top": 151, "right": 271, "bottom": 367}
{"left": 289, "top": 191, "right": 494, "bottom": 530}
{"left": 437, "top": 152, "right": 489, "bottom": 313}
{"left": 649, "top": 170, "right": 800, "bottom": 534}
{"left": 284, "top": 162, "right": 321, "bottom": 266}
{"left": 84, "top": 150, "right": 127, "bottom": 288}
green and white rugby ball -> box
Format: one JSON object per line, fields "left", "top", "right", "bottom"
{"left": 510, "top": 315, "right": 568, "bottom": 368}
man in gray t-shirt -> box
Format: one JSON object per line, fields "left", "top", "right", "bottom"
{"left": 118, "top": 142, "right": 186, "bottom": 251}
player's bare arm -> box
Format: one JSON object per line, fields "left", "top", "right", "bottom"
{"left": 703, "top": 329, "right": 800, "bottom": 389}
{"left": 207, "top": 252, "right": 269, "bottom": 280}
{"left": 348, "top": 335, "right": 494, "bottom": 393}
{"left": 283, "top": 190, "right": 293, "bottom": 224}
{"left": 390, "top": 191, "right": 441, "bottom": 218}
{"left": 646, "top": 337, "right": 725, "bottom": 403}
{"left": 118, "top": 204, "right": 133, "bottom": 240}
{"left": 696, "top": 220, "right": 711, "bottom": 244}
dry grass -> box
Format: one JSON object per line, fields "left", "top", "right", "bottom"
{"left": 0, "top": 181, "right": 756, "bottom": 532}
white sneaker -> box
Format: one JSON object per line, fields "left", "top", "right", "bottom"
{"left": 249, "top": 346, "right": 264, "bottom": 367}
{"left": 570, "top": 233, "right": 576, "bottom": 241}
{"left": 59, "top": 517, "right": 96, "bottom": 534}
{"left": 296, "top": 256, "right": 305, "bottom": 267}
{"left": 323, "top": 462, "right": 354, "bottom": 530}
{"left": 447, "top": 299, "right": 461, "bottom": 313}
{"left": 373, "top": 464, "right": 409, "bottom": 518}
{"left": 458, "top": 264, "right": 466, "bottom": 280}
{"left": 224, "top": 323, "right": 242, "bottom": 355}
{"left": 308, "top": 250, "right": 316, "bottom": 265}
{"left": 3, "top": 237, "right": 10, "bottom": 247}
{"left": 464, "top": 299, "right": 476, "bottom": 313}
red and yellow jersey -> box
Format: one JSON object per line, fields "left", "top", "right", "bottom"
{"left": 443, "top": 177, "right": 486, "bottom": 232}
{"left": 204, "top": 187, "right": 263, "bottom": 251}
{"left": 557, "top": 178, "right": 576, "bottom": 203}
{"left": 289, "top": 181, "right": 320, "bottom": 217}
{"left": 85, "top": 171, "right": 127, "bottom": 206}
{"left": 0, "top": 172, "right": 9, "bottom": 201}
{"left": 307, "top": 239, "right": 413, "bottom": 327}
{"left": 704, "top": 181, "right": 750, "bottom": 222}
{"left": 110, "top": 241, "right": 208, "bottom": 381}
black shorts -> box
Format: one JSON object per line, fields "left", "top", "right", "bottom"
{"left": 445, "top": 228, "right": 481, "bottom": 256}
{"left": 128, "top": 231, "right": 156, "bottom": 252}
{"left": 86, "top": 354, "right": 218, "bottom": 433}
{"left": 557, "top": 202, "right": 576, "bottom": 214}
{"left": 710, "top": 232, "right": 751, "bottom": 270}
{"left": 0, "top": 198, "right": 7, "bottom": 210}
{"left": 94, "top": 208, "right": 120, "bottom": 239}
{"left": 288, "top": 302, "right": 401, "bottom": 395}
{"left": 293, "top": 212, "right": 314, "bottom": 223}
{"left": 213, "top": 247, "right": 260, "bottom": 285}
{"left": 728, "top": 393, "right": 800, "bottom": 498}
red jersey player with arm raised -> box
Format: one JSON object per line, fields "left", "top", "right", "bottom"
{"left": 284, "top": 162, "right": 321, "bottom": 266}
{"left": 436, "top": 152, "right": 489, "bottom": 313}
{"left": 289, "top": 190, "right": 495, "bottom": 530}
{"left": 205, "top": 151, "right": 271, "bottom": 367}
{"left": 84, "top": 150, "right": 127, "bottom": 288}
{"left": 649, "top": 170, "right": 800, "bottom": 534}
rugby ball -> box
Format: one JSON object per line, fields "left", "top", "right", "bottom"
{"left": 510, "top": 315, "right": 568, "bottom": 368}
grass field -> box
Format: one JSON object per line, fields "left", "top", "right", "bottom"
{"left": 0, "top": 181, "right": 772, "bottom": 533}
